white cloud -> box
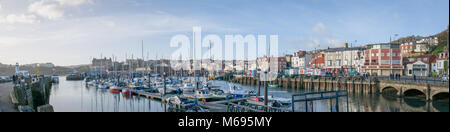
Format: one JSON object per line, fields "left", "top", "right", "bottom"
{"left": 292, "top": 22, "right": 344, "bottom": 49}
{"left": 28, "top": 0, "right": 64, "bottom": 20}
{"left": 297, "top": 37, "right": 321, "bottom": 49}
{"left": 0, "top": 14, "right": 39, "bottom": 24}
{"left": 326, "top": 39, "right": 343, "bottom": 48}
{"left": 27, "top": 0, "right": 92, "bottom": 20}
{"left": 312, "top": 22, "right": 326, "bottom": 34}
{"left": 55, "top": 0, "right": 92, "bottom": 6}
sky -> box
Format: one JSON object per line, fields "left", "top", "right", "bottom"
{"left": 0, "top": 0, "right": 448, "bottom": 66}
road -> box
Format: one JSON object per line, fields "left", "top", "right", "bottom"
{"left": 0, "top": 83, "right": 18, "bottom": 112}
{"left": 377, "top": 76, "right": 448, "bottom": 85}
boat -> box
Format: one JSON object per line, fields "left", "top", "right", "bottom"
{"left": 66, "top": 74, "right": 84, "bottom": 81}
{"left": 228, "top": 84, "right": 256, "bottom": 98}
{"left": 246, "top": 96, "right": 275, "bottom": 106}
{"left": 157, "top": 84, "right": 180, "bottom": 94}
{"left": 167, "top": 96, "right": 197, "bottom": 107}
{"left": 182, "top": 83, "right": 196, "bottom": 96}
{"left": 269, "top": 96, "right": 292, "bottom": 107}
{"left": 246, "top": 96, "right": 291, "bottom": 108}
{"left": 122, "top": 88, "right": 135, "bottom": 95}
{"left": 110, "top": 86, "right": 122, "bottom": 92}
{"left": 268, "top": 84, "right": 279, "bottom": 88}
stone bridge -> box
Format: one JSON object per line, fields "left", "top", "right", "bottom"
{"left": 379, "top": 80, "right": 449, "bottom": 101}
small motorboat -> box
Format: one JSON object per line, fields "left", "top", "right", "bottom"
{"left": 268, "top": 84, "right": 279, "bottom": 88}
{"left": 122, "top": 88, "right": 135, "bottom": 95}
{"left": 110, "top": 86, "right": 122, "bottom": 92}
{"left": 246, "top": 96, "right": 275, "bottom": 106}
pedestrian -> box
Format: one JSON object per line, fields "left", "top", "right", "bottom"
{"left": 12, "top": 75, "right": 17, "bottom": 84}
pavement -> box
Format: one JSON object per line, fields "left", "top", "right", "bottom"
{"left": 0, "top": 83, "right": 18, "bottom": 112}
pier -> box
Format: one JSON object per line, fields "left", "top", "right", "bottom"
{"left": 9, "top": 76, "right": 54, "bottom": 112}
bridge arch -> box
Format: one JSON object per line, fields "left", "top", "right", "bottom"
{"left": 403, "top": 89, "right": 427, "bottom": 99}
{"left": 381, "top": 86, "right": 399, "bottom": 97}
{"left": 432, "top": 92, "right": 449, "bottom": 101}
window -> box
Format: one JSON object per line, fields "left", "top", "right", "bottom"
{"left": 381, "top": 53, "right": 385, "bottom": 56}
{"left": 392, "top": 60, "right": 401, "bottom": 64}
{"left": 398, "top": 53, "right": 401, "bottom": 56}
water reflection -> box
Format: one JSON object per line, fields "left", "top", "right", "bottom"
{"left": 213, "top": 80, "right": 448, "bottom": 112}
{"left": 49, "top": 77, "right": 166, "bottom": 112}
{"left": 48, "top": 77, "right": 448, "bottom": 112}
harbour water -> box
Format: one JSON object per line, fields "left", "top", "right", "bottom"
{"left": 49, "top": 77, "right": 167, "bottom": 112}
{"left": 48, "top": 77, "right": 449, "bottom": 112}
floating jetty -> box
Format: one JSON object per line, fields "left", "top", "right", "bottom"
{"left": 135, "top": 90, "right": 174, "bottom": 102}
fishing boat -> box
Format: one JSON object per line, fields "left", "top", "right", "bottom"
{"left": 228, "top": 84, "right": 256, "bottom": 98}
{"left": 66, "top": 74, "right": 84, "bottom": 81}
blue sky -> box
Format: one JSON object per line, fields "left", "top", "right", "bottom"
{"left": 0, "top": 0, "right": 448, "bottom": 66}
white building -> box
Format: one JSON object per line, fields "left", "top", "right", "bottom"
{"left": 414, "top": 43, "right": 429, "bottom": 53}
{"left": 295, "top": 54, "right": 312, "bottom": 69}
{"left": 15, "top": 63, "right": 30, "bottom": 77}
{"left": 325, "top": 47, "right": 365, "bottom": 73}
{"left": 416, "top": 36, "right": 439, "bottom": 46}
{"left": 436, "top": 50, "right": 449, "bottom": 75}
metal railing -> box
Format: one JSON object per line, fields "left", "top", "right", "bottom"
{"left": 377, "top": 76, "right": 448, "bottom": 85}
{"left": 292, "top": 90, "right": 349, "bottom": 112}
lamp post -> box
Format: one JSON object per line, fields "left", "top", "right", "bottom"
{"left": 264, "top": 71, "right": 268, "bottom": 107}
{"left": 163, "top": 72, "right": 166, "bottom": 96}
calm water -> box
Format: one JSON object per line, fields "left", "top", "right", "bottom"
{"left": 49, "top": 77, "right": 449, "bottom": 112}
{"left": 49, "top": 77, "right": 167, "bottom": 112}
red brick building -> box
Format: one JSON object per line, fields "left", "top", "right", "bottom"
{"left": 362, "top": 43, "right": 403, "bottom": 76}
{"left": 310, "top": 52, "right": 325, "bottom": 69}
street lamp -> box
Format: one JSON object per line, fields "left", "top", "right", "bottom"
{"left": 264, "top": 71, "right": 268, "bottom": 107}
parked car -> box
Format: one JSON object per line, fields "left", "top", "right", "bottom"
{"left": 0, "top": 76, "right": 11, "bottom": 83}
{"left": 442, "top": 75, "right": 448, "bottom": 81}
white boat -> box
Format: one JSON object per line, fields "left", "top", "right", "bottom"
{"left": 246, "top": 96, "right": 291, "bottom": 107}
{"left": 182, "top": 83, "right": 195, "bottom": 96}
{"left": 228, "top": 84, "right": 256, "bottom": 98}
{"left": 246, "top": 96, "right": 275, "bottom": 106}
